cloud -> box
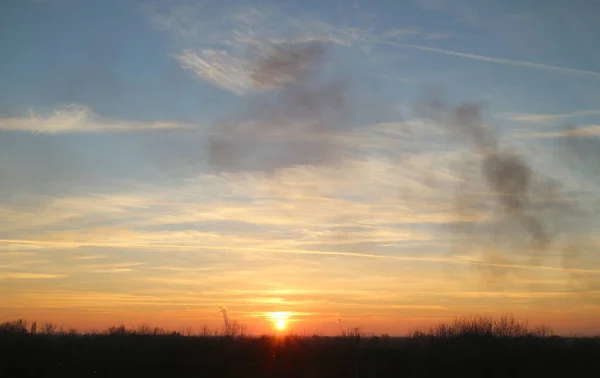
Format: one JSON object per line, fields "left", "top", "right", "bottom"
{"left": 75, "top": 262, "right": 144, "bottom": 274}
{"left": 0, "top": 104, "right": 193, "bottom": 134}
{"left": 0, "top": 290, "right": 193, "bottom": 309}
{"left": 70, "top": 255, "right": 107, "bottom": 261}
{"left": 520, "top": 125, "right": 600, "bottom": 138}
{"left": 153, "top": 3, "right": 357, "bottom": 95}
{"left": 505, "top": 111, "right": 600, "bottom": 124}
{"left": 186, "top": 38, "right": 332, "bottom": 95}
{"left": 176, "top": 49, "right": 250, "bottom": 95}
{"left": 0, "top": 273, "right": 66, "bottom": 279}
{"left": 0, "top": 147, "right": 488, "bottom": 238}
{"left": 0, "top": 228, "right": 438, "bottom": 259}
{"left": 0, "top": 147, "right": 489, "bottom": 275}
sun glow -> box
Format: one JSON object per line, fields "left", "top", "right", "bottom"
{"left": 276, "top": 319, "right": 286, "bottom": 330}
{"left": 267, "top": 311, "right": 292, "bottom": 332}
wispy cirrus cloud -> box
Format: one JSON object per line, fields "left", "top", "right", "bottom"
{"left": 505, "top": 110, "right": 600, "bottom": 124}
{"left": 519, "top": 125, "right": 600, "bottom": 138}
{"left": 176, "top": 49, "right": 250, "bottom": 95}
{"left": 152, "top": 3, "right": 357, "bottom": 95}
{"left": 174, "top": 33, "right": 354, "bottom": 95}
{"left": 151, "top": 1, "right": 424, "bottom": 97}
{"left": 0, "top": 146, "right": 486, "bottom": 234}
{"left": 0, "top": 272, "right": 67, "bottom": 279}
{"left": 0, "top": 146, "right": 596, "bottom": 283}
{"left": 0, "top": 104, "right": 193, "bottom": 134}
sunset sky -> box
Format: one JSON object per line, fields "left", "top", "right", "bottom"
{"left": 1, "top": 0, "right": 600, "bottom": 335}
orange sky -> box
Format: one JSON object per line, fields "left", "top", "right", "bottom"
{"left": 2, "top": 243, "right": 600, "bottom": 336}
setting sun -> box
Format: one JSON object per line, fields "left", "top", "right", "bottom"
{"left": 276, "top": 319, "right": 286, "bottom": 330}
{"left": 267, "top": 311, "right": 292, "bottom": 332}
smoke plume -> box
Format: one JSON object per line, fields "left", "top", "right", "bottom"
{"left": 206, "top": 41, "right": 352, "bottom": 172}
{"left": 413, "top": 89, "right": 551, "bottom": 251}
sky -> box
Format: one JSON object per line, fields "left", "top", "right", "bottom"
{"left": 1, "top": 0, "right": 600, "bottom": 336}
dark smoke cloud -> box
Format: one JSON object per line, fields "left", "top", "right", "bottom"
{"left": 411, "top": 87, "right": 600, "bottom": 300}
{"left": 250, "top": 42, "right": 328, "bottom": 90}
{"left": 413, "top": 88, "right": 551, "bottom": 250}
{"left": 206, "top": 41, "right": 353, "bottom": 172}
{"left": 409, "top": 87, "right": 600, "bottom": 297}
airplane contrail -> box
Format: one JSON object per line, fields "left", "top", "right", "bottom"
{"left": 367, "top": 39, "right": 600, "bottom": 79}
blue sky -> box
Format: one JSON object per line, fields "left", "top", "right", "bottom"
{"left": 1, "top": 0, "right": 600, "bottom": 334}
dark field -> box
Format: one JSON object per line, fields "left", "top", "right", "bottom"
{"left": 1, "top": 318, "right": 599, "bottom": 378}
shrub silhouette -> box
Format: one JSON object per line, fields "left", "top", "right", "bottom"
{"left": 0, "top": 319, "right": 28, "bottom": 334}
{"left": 410, "top": 315, "right": 550, "bottom": 339}
{"left": 0, "top": 315, "right": 598, "bottom": 378}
